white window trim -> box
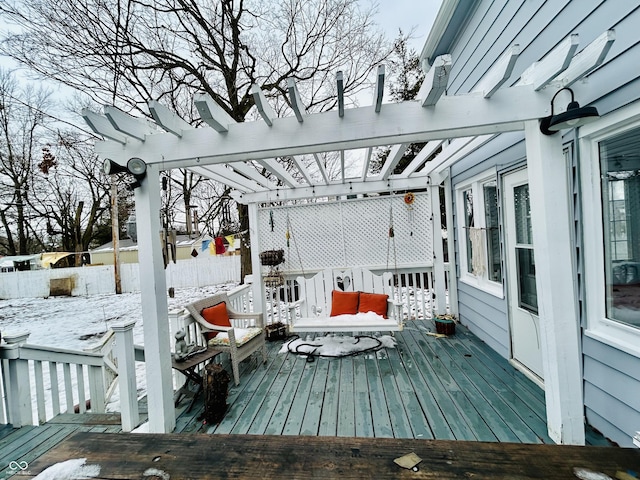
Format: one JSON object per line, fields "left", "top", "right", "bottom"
{"left": 579, "top": 100, "right": 640, "bottom": 359}
{"left": 455, "top": 169, "right": 504, "bottom": 298}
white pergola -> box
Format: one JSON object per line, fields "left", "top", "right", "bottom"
{"left": 85, "top": 31, "right": 613, "bottom": 442}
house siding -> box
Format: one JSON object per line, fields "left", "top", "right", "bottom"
{"left": 441, "top": 0, "right": 640, "bottom": 446}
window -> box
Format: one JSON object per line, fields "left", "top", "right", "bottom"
{"left": 580, "top": 102, "right": 640, "bottom": 356}
{"left": 456, "top": 171, "right": 503, "bottom": 296}
{"left": 600, "top": 126, "right": 640, "bottom": 330}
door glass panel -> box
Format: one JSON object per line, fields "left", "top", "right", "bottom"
{"left": 517, "top": 248, "right": 538, "bottom": 314}
{"left": 600, "top": 125, "right": 640, "bottom": 329}
{"left": 514, "top": 184, "right": 532, "bottom": 245}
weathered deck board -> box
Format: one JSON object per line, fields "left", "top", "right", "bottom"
{"left": 173, "top": 320, "right": 612, "bottom": 446}
{"left": 21, "top": 431, "right": 640, "bottom": 480}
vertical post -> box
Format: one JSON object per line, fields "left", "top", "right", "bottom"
{"left": 168, "top": 309, "right": 186, "bottom": 391}
{"left": 524, "top": 120, "right": 584, "bottom": 445}
{"left": 112, "top": 320, "right": 139, "bottom": 432}
{"left": 88, "top": 364, "right": 106, "bottom": 414}
{"left": 431, "top": 184, "right": 447, "bottom": 315}
{"left": 134, "top": 163, "right": 175, "bottom": 433}
{"left": 443, "top": 169, "right": 459, "bottom": 316}
{"left": 247, "top": 202, "right": 265, "bottom": 318}
{"left": 111, "top": 182, "right": 122, "bottom": 294}
{"left": 2, "top": 333, "right": 32, "bottom": 427}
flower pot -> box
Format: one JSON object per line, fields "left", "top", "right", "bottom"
{"left": 435, "top": 317, "right": 456, "bottom": 335}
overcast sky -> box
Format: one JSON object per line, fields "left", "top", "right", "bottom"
{"left": 374, "top": 0, "right": 443, "bottom": 54}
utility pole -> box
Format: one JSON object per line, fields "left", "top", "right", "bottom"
{"left": 111, "top": 181, "right": 122, "bottom": 294}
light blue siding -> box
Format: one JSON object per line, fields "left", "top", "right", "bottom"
{"left": 442, "top": 0, "right": 640, "bottom": 446}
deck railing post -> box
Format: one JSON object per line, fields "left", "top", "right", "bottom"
{"left": 168, "top": 309, "right": 186, "bottom": 391}
{"left": 2, "top": 332, "right": 32, "bottom": 427}
{"left": 112, "top": 321, "right": 139, "bottom": 432}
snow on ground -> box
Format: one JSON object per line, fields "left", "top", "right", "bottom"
{"left": 0, "top": 283, "right": 238, "bottom": 350}
{"left": 0, "top": 283, "right": 238, "bottom": 418}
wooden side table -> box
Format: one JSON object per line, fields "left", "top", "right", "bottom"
{"left": 172, "top": 347, "right": 222, "bottom": 412}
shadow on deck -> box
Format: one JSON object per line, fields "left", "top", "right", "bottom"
{"left": 174, "top": 319, "right": 613, "bottom": 446}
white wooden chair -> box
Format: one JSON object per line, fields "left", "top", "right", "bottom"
{"left": 186, "top": 293, "right": 267, "bottom": 386}
{"left": 286, "top": 267, "right": 403, "bottom": 333}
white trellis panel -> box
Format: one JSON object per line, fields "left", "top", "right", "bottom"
{"left": 258, "top": 192, "right": 433, "bottom": 273}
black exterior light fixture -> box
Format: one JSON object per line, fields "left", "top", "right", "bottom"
{"left": 540, "top": 87, "right": 600, "bottom": 135}
{"left": 102, "top": 157, "right": 147, "bottom": 190}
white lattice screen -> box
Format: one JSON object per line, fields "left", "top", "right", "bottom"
{"left": 257, "top": 192, "right": 433, "bottom": 273}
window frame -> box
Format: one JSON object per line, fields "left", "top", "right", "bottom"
{"left": 455, "top": 169, "right": 504, "bottom": 298}
{"left": 579, "top": 101, "right": 640, "bottom": 358}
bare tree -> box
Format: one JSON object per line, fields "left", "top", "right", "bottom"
{"left": 0, "top": 69, "right": 52, "bottom": 255}
{"left": 0, "top": 0, "right": 391, "bottom": 277}
{"left": 31, "top": 132, "right": 124, "bottom": 264}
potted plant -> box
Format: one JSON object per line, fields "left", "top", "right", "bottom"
{"left": 434, "top": 314, "right": 456, "bottom": 335}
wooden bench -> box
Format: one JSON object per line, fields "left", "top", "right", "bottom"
{"left": 286, "top": 267, "right": 403, "bottom": 333}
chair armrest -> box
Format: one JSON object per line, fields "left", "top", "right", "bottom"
{"left": 229, "top": 311, "right": 264, "bottom": 328}
{"left": 386, "top": 298, "right": 403, "bottom": 321}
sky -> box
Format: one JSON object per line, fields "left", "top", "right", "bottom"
{"left": 373, "top": 0, "right": 442, "bottom": 54}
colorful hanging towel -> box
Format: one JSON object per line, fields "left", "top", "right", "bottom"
{"left": 214, "top": 237, "right": 226, "bottom": 255}
{"left": 225, "top": 235, "right": 235, "bottom": 251}
{"left": 201, "top": 239, "right": 211, "bottom": 252}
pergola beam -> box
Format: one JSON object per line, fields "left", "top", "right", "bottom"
{"left": 289, "top": 156, "right": 314, "bottom": 185}
{"left": 82, "top": 109, "right": 131, "bottom": 144}
{"left": 474, "top": 44, "right": 520, "bottom": 98}
{"left": 191, "top": 165, "right": 263, "bottom": 193}
{"left": 361, "top": 147, "right": 373, "bottom": 181}
{"left": 251, "top": 85, "right": 277, "bottom": 126}
{"left": 313, "top": 153, "right": 330, "bottom": 184}
{"left": 336, "top": 71, "right": 345, "bottom": 118}
{"left": 194, "top": 93, "right": 237, "bottom": 133}
{"left": 520, "top": 34, "right": 579, "bottom": 90}
{"left": 256, "top": 158, "right": 299, "bottom": 188}
{"left": 287, "top": 79, "right": 306, "bottom": 123}
{"left": 148, "top": 101, "right": 192, "bottom": 137}
{"left": 553, "top": 30, "right": 615, "bottom": 87}
{"left": 420, "top": 135, "right": 494, "bottom": 177}
{"left": 419, "top": 54, "right": 452, "bottom": 107}
{"left": 104, "top": 106, "right": 156, "bottom": 142}
{"left": 95, "top": 84, "right": 551, "bottom": 169}
{"left": 229, "top": 161, "right": 278, "bottom": 189}
{"left": 231, "top": 176, "right": 426, "bottom": 204}
{"left": 378, "top": 143, "right": 409, "bottom": 180}
{"left": 395, "top": 140, "right": 444, "bottom": 178}
{"left": 374, "top": 65, "right": 385, "bottom": 113}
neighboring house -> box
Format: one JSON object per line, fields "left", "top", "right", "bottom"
{"left": 420, "top": 0, "right": 640, "bottom": 447}
{"left": 89, "top": 234, "right": 222, "bottom": 265}
{"left": 0, "top": 254, "right": 41, "bottom": 272}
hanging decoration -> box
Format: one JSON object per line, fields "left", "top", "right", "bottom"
{"left": 404, "top": 192, "right": 415, "bottom": 236}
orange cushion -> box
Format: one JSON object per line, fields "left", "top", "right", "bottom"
{"left": 201, "top": 302, "right": 231, "bottom": 339}
{"left": 330, "top": 290, "right": 360, "bottom": 316}
{"left": 358, "top": 292, "right": 388, "bottom": 318}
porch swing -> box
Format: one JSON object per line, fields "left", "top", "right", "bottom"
{"left": 284, "top": 201, "right": 404, "bottom": 334}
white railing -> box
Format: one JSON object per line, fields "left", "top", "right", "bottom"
{"left": 263, "top": 265, "right": 452, "bottom": 325}
{"left": 0, "top": 333, "right": 107, "bottom": 428}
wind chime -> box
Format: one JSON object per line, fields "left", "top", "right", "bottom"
{"left": 404, "top": 192, "right": 415, "bottom": 236}
{"left": 259, "top": 208, "right": 285, "bottom": 287}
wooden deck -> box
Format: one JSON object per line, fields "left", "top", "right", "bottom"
{"left": 175, "top": 319, "right": 611, "bottom": 445}
{"left": 0, "top": 320, "right": 614, "bottom": 479}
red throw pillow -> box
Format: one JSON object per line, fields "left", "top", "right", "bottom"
{"left": 330, "top": 290, "right": 359, "bottom": 316}
{"left": 358, "top": 292, "right": 388, "bottom": 318}
{"left": 201, "top": 302, "right": 231, "bottom": 339}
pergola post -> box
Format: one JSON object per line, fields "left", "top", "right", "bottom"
{"left": 524, "top": 119, "right": 584, "bottom": 445}
{"left": 431, "top": 184, "right": 447, "bottom": 315}
{"left": 248, "top": 202, "right": 265, "bottom": 319}
{"left": 134, "top": 163, "right": 176, "bottom": 433}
